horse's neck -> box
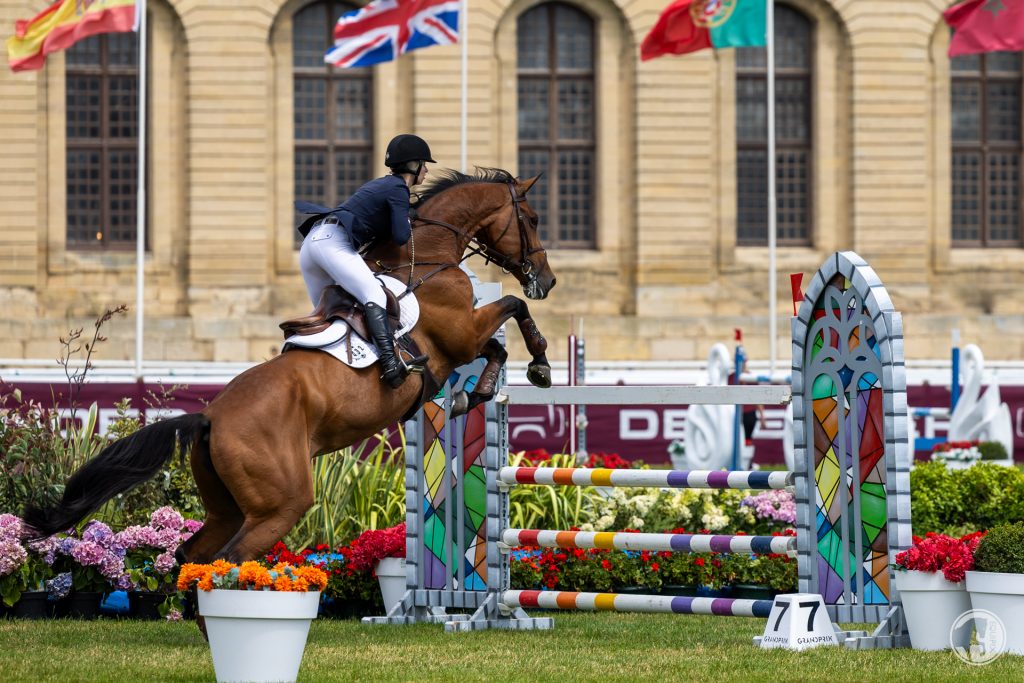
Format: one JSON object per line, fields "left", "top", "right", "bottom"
{"left": 398, "top": 189, "right": 500, "bottom": 264}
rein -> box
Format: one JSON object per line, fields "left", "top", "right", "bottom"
{"left": 373, "top": 180, "right": 545, "bottom": 296}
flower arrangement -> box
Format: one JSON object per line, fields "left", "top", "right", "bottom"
{"left": 43, "top": 520, "right": 131, "bottom": 596}
{"left": 0, "top": 514, "right": 51, "bottom": 607}
{"left": 115, "top": 506, "right": 203, "bottom": 593}
{"left": 177, "top": 560, "right": 328, "bottom": 593}
{"left": 343, "top": 523, "right": 405, "bottom": 574}
{"left": 930, "top": 441, "right": 982, "bottom": 465}
{"left": 894, "top": 531, "right": 985, "bottom": 583}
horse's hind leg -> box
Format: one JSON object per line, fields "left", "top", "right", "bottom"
{"left": 209, "top": 441, "right": 314, "bottom": 563}
{"left": 452, "top": 338, "right": 507, "bottom": 417}
{"left": 175, "top": 439, "right": 244, "bottom": 565}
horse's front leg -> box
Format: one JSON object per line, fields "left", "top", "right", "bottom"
{"left": 471, "top": 295, "right": 551, "bottom": 389}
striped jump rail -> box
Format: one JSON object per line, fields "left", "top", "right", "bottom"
{"left": 502, "top": 590, "right": 773, "bottom": 618}
{"left": 499, "top": 467, "right": 794, "bottom": 490}
{"left": 504, "top": 529, "right": 796, "bottom": 554}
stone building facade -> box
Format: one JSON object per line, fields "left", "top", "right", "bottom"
{"left": 1, "top": 0, "right": 1022, "bottom": 367}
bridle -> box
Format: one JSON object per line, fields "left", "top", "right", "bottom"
{"left": 376, "top": 180, "right": 546, "bottom": 294}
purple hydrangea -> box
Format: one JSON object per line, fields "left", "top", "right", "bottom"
{"left": 27, "top": 536, "right": 60, "bottom": 566}
{"left": 154, "top": 551, "right": 176, "bottom": 575}
{"left": 81, "top": 521, "right": 114, "bottom": 545}
{"left": 46, "top": 572, "right": 73, "bottom": 600}
{"left": 0, "top": 514, "right": 24, "bottom": 542}
{"left": 741, "top": 489, "right": 797, "bottom": 525}
{"left": 150, "top": 507, "right": 185, "bottom": 532}
{"left": 115, "top": 525, "right": 160, "bottom": 550}
{"left": 165, "top": 608, "right": 182, "bottom": 622}
{"left": 183, "top": 519, "right": 203, "bottom": 534}
{"left": 0, "top": 539, "right": 28, "bottom": 576}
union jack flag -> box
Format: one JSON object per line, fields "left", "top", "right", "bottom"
{"left": 325, "top": 0, "right": 460, "bottom": 69}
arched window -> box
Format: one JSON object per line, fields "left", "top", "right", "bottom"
{"left": 735, "top": 4, "right": 812, "bottom": 246}
{"left": 951, "top": 52, "right": 1022, "bottom": 247}
{"left": 293, "top": 1, "right": 373, "bottom": 230}
{"left": 516, "top": 2, "right": 595, "bottom": 249}
{"left": 65, "top": 33, "right": 139, "bottom": 248}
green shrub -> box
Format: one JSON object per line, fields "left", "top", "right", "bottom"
{"left": 973, "top": 522, "right": 1024, "bottom": 574}
{"left": 977, "top": 441, "right": 1009, "bottom": 461}
{"left": 910, "top": 461, "right": 1024, "bottom": 536}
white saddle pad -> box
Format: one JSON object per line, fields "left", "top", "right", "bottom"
{"left": 281, "top": 275, "right": 420, "bottom": 368}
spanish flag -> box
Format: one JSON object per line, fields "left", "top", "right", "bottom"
{"left": 7, "top": 0, "right": 140, "bottom": 73}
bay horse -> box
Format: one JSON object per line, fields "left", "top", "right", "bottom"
{"left": 24, "top": 168, "right": 556, "bottom": 566}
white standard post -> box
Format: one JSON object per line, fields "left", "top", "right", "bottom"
{"left": 134, "top": 0, "right": 148, "bottom": 381}
{"left": 766, "top": 0, "right": 776, "bottom": 376}
{"left": 460, "top": 0, "right": 468, "bottom": 171}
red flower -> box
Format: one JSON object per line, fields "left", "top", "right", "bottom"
{"left": 894, "top": 531, "right": 985, "bottom": 583}
{"left": 694, "top": 557, "right": 705, "bottom": 567}
{"left": 650, "top": 562, "right": 660, "bottom": 572}
{"left": 601, "top": 559, "right": 612, "bottom": 570}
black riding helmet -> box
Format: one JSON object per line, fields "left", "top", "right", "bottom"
{"left": 385, "top": 134, "right": 435, "bottom": 169}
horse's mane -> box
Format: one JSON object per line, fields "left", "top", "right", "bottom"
{"left": 413, "top": 167, "right": 516, "bottom": 206}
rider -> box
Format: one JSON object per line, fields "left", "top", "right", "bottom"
{"left": 295, "top": 133, "right": 435, "bottom": 389}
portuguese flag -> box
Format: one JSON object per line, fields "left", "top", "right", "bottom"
{"left": 6, "top": 0, "right": 139, "bottom": 73}
{"left": 641, "top": 0, "right": 767, "bottom": 61}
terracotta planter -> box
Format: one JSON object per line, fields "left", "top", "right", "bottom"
{"left": 894, "top": 570, "right": 972, "bottom": 651}
{"left": 966, "top": 570, "right": 1024, "bottom": 656}
{"left": 198, "top": 589, "right": 320, "bottom": 683}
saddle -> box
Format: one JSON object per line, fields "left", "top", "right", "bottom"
{"left": 279, "top": 285, "right": 402, "bottom": 341}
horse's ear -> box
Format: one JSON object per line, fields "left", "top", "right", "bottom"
{"left": 519, "top": 174, "right": 542, "bottom": 195}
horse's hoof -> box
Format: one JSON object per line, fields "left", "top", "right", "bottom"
{"left": 527, "top": 364, "right": 551, "bottom": 388}
{"left": 451, "top": 391, "right": 469, "bottom": 417}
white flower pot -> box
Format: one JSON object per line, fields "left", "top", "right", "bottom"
{"left": 198, "top": 589, "right": 320, "bottom": 683}
{"left": 966, "top": 570, "right": 1024, "bottom": 656}
{"left": 375, "top": 557, "right": 407, "bottom": 614}
{"left": 894, "top": 570, "right": 973, "bottom": 651}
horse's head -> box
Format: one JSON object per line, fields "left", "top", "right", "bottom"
{"left": 414, "top": 169, "right": 557, "bottom": 300}
{"left": 473, "top": 175, "right": 555, "bottom": 300}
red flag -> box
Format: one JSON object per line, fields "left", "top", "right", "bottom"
{"left": 944, "top": 0, "right": 1024, "bottom": 57}
{"left": 641, "top": 0, "right": 711, "bottom": 60}
{"left": 790, "top": 273, "right": 803, "bottom": 316}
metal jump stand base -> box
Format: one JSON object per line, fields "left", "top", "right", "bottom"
{"left": 362, "top": 589, "right": 554, "bottom": 632}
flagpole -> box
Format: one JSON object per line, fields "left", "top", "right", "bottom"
{"left": 766, "top": 0, "right": 777, "bottom": 377}
{"left": 460, "top": 0, "right": 468, "bottom": 171}
{"left": 134, "top": 0, "right": 147, "bottom": 381}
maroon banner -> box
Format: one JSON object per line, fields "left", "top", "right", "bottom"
{"left": 5, "top": 381, "right": 1022, "bottom": 464}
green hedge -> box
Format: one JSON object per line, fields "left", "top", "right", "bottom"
{"left": 910, "top": 461, "right": 1024, "bottom": 536}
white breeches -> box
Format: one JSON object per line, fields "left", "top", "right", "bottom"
{"left": 299, "top": 219, "right": 386, "bottom": 309}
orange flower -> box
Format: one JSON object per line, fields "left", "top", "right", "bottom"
{"left": 274, "top": 574, "right": 296, "bottom": 592}
{"left": 211, "top": 559, "right": 236, "bottom": 576}
{"left": 238, "top": 561, "right": 273, "bottom": 589}
{"left": 295, "top": 565, "right": 329, "bottom": 591}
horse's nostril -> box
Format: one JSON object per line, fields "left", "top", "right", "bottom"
{"left": 551, "top": 277, "right": 557, "bottom": 287}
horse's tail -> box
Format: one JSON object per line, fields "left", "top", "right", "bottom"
{"left": 23, "top": 413, "right": 209, "bottom": 538}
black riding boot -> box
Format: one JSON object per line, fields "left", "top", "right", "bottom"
{"left": 364, "top": 302, "right": 406, "bottom": 389}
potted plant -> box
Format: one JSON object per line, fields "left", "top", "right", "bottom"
{"left": 178, "top": 560, "right": 328, "bottom": 683}
{"left": 966, "top": 522, "right": 1024, "bottom": 655}
{"left": 343, "top": 524, "right": 406, "bottom": 614}
{"left": 116, "top": 506, "right": 202, "bottom": 619}
{"left": 0, "top": 514, "right": 52, "bottom": 619}
{"left": 49, "top": 520, "right": 131, "bottom": 619}
{"left": 893, "top": 531, "right": 983, "bottom": 650}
